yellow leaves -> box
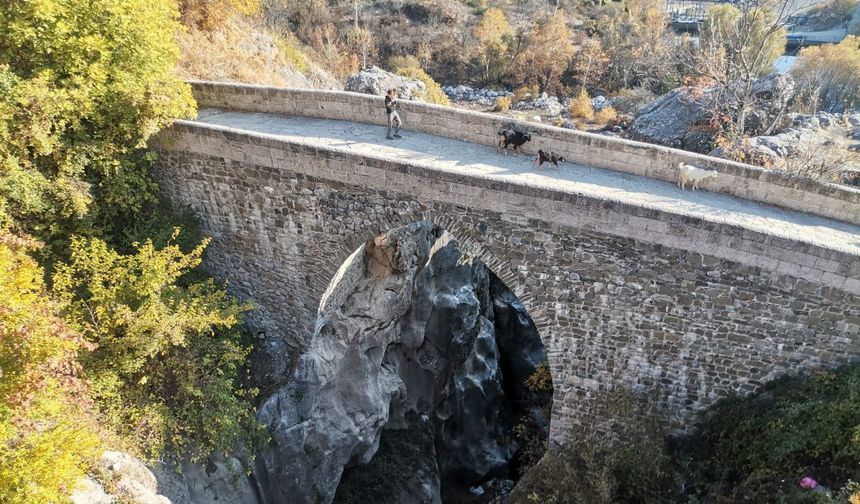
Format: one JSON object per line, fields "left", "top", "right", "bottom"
{"left": 52, "top": 231, "right": 254, "bottom": 461}
{"left": 494, "top": 96, "right": 512, "bottom": 112}
{"left": 0, "top": 385, "right": 101, "bottom": 504}
{"left": 0, "top": 231, "right": 100, "bottom": 504}
{"left": 569, "top": 88, "right": 594, "bottom": 120}
{"left": 792, "top": 36, "right": 860, "bottom": 111}
{"left": 474, "top": 8, "right": 513, "bottom": 55}
{"left": 594, "top": 106, "right": 618, "bottom": 125}
{"left": 395, "top": 65, "right": 451, "bottom": 106}
{"left": 510, "top": 11, "right": 575, "bottom": 93}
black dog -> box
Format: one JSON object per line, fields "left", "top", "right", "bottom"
{"left": 498, "top": 128, "right": 531, "bottom": 155}
{"left": 533, "top": 149, "right": 565, "bottom": 170}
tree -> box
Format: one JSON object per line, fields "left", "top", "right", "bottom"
{"left": 474, "top": 8, "right": 514, "bottom": 85}
{"left": 0, "top": 231, "right": 102, "bottom": 503}
{"left": 791, "top": 36, "right": 860, "bottom": 113}
{"left": 1, "top": 1, "right": 261, "bottom": 496}
{"left": 346, "top": 26, "right": 376, "bottom": 70}
{"left": 571, "top": 34, "right": 609, "bottom": 92}
{"left": 689, "top": 1, "right": 791, "bottom": 143}
{"left": 596, "top": 0, "right": 682, "bottom": 93}
{"left": 0, "top": 0, "right": 195, "bottom": 261}
{"left": 510, "top": 12, "right": 575, "bottom": 95}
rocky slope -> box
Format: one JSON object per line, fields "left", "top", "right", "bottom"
{"left": 628, "top": 73, "right": 796, "bottom": 153}
{"left": 254, "top": 222, "right": 551, "bottom": 504}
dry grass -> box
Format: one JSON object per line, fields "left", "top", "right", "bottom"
{"left": 594, "top": 106, "right": 617, "bottom": 125}
{"left": 176, "top": 17, "right": 337, "bottom": 88}
{"left": 494, "top": 96, "right": 512, "bottom": 112}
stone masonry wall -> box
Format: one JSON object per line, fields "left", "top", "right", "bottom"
{"left": 188, "top": 80, "right": 860, "bottom": 226}
{"left": 152, "top": 123, "right": 860, "bottom": 436}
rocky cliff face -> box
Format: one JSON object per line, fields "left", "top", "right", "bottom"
{"left": 254, "top": 221, "right": 551, "bottom": 504}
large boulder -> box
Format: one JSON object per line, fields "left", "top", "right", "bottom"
{"left": 345, "top": 66, "right": 426, "bottom": 100}
{"left": 253, "top": 222, "right": 550, "bottom": 504}
{"left": 627, "top": 86, "right": 718, "bottom": 153}
{"left": 629, "top": 73, "right": 797, "bottom": 153}
{"left": 72, "top": 452, "right": 171, "bottom": 504}
{"left": 152, "top": 457, "right": 261, "bottom": 504}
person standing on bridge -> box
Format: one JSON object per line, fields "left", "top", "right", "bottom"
{"left": 385, "top": 88, "right": 402, "bottom": 140}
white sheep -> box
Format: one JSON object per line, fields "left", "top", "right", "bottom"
{"left": 677, "top": 162, "right": 719, "bottom": 191}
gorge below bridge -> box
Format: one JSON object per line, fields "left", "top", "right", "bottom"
{"left": 153, "top": 82, "right": 860, "bottom": 447}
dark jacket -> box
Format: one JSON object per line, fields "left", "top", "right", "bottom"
{"left": 385, "top": 95, "right": 397, "bottom": 114}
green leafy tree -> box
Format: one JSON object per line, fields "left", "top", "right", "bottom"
{"left": 0, "top": 0, "right": 195, "bottom": 259}
{"left": 53, "top": 233, "right": 258, "bottom": 462}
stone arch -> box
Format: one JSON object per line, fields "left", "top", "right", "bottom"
{"left": 307, "top": 209, "right": 556, "bottom": 344}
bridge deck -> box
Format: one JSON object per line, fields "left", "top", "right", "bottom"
{"left": 195, "top": 108, "right": 860, "bottom": 257}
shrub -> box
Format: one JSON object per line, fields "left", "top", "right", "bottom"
{"left": 514, "top": 84, "right": 541, "bottom": 102}
{"left": 783, "top": 137, "right": 859, "bottom": 182}
{"left": 53, "top": 233, "right": 260, "bottom": 462}
{"left": 686, "top": 366, "right": 860, "bottom": 497}
{"left": 510, "top": 393, "right": 671, "bottom": 504}
{"left": 395, "top": 65, "right": 451, "bottom": 106}
{"left": 276, "top": 33, "right": 310, "bottom": 74}
{"left": 569, "top": 89, "right": 595, "bottom": 120}
{"left": 526, "top": 362, "right": 553, "bottom": 394}
{"left": 0, "top": 232, "right": 102, "bottom": 503}
{"left": 593, "top": 106, "right": 617, "bottom": 125}
{"left": 791, "top": 36, "right": 860, "bottom": 113}
{"left": 494, "top": 96, "right": 513, "bottom": 112}
{"left": 611, "top": 87, "right": 657, "bottom": 115}
{"left": 388, "top": 55, "right": 422, "bottom": 73}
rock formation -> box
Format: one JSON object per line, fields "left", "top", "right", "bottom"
{"left": 346, "top": 66, "right": 426, "bottom": 100}
{"left": 253, "top": 222, "right": 551, "bottom": 504}
{"left": 629, "top": 73, "right": 796, "bottom": 153}
{"left": 72, "top": 452, "right": 171, "bottom": 504}
{"left": 73, "top": 452, "right": 262, "bottom": 504}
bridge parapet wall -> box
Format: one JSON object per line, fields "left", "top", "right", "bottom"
{"left": 188, "top": 80, "right": 860, "bottom": 226}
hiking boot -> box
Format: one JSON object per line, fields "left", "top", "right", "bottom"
{"left": 393, "top": 134, "right": 402, "bottom": 139}
{"left": 386, "top": 136, "right": 394, "bottom": 140}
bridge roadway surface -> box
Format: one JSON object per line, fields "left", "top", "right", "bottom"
{"left": 195, "top": 108, "right": 860, "bottom": 257}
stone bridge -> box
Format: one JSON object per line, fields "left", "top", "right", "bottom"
{"left": 153, "top": 81, "right": 860, "bottom": 436}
